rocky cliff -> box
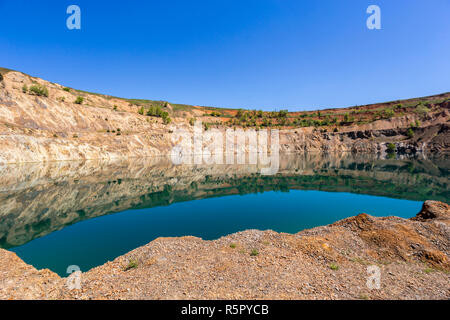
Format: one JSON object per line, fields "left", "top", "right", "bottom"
{"left": 0, "top": 69, "right": 449, "bottom": 163}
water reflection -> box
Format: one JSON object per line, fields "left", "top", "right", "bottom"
{"left": 0, "top": 153, "right": 448, "bottom": 250}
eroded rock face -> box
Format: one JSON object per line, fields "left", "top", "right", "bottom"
{"left": 412, "top": 201, "right": 450, "bottom": 221}
{"left": 0, "top": 201, "right": 449, "bottom": 300}
{"left": 0, "top": 71, "right": 449, "bottom": 164}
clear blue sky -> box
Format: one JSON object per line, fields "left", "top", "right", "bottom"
{"left": 1, "top": 0, "right": 449, "bottom": 111}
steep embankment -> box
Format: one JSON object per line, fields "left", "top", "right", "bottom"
{"left": 0, "top": 200, "right": 449, "bottom": 299}
{"left": 0, "top": 68, "right": 449, "bottom": 163}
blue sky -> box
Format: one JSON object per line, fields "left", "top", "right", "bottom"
{"left": 1, "top": 0, "right": 449, "bottom": 111}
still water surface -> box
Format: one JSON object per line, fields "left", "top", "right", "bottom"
{"left": 0, "top": 154, "right": 448, "bottom": 275}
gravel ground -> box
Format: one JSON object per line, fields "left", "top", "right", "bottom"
{"left": 1, "top": 201, "right": 449, "bottom": 300}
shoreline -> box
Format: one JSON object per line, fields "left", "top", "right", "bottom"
{"left": 1, "top": 200, "right": 448, "bottom": 300}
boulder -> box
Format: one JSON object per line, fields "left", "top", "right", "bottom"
{"left": 412, "top": 200, "right": 450, "bottom": 221}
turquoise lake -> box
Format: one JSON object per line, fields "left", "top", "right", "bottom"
{"left": 0, "top": 154, "right": 448, "bottom": 276}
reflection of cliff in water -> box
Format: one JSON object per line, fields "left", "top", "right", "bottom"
{"left": 0, "top": 153, "right": 448, "bottom": 249}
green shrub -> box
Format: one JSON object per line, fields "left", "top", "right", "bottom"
{"left": 63, "top": 87, "right": 71, "bottom": 92}
{"left": 407, "top": 128, "right": 414, "bottom": 138}
{"left": 230, "top": 243, "right": 236, "bottom": 249}
{"left": 29, "top": 84, "right": 49, "bottom": 97}
{"left": 329, "top": 263, "right": 339, "bottom": 270}
{"left": 250, "top": 249, "right": 259, "bottom": 256}
{"left": 343, "top": 113, "right": 352, "bottom": 123}
{"left": 415, "top": 104, "right": 430, "bottom": 114}
{"left": 113, "top": 105, "right": 118, "bottom": 111}
{"left": 124, "top": 259, "right": 138, "bottom": 271}
{"left": 278, "top": 110, "right": 288, "bottom": 118}
{"left": 0, "top": 73, "right": 3, "bottom": 81}
{"left": 236, "top": 109, "right": 244, "bottom": 118}
{"left": 189, "top": 118, "right": 195, "bottom": 126}
{"left": 387, "top": 152, "right": 396, "bottom": 159}
{"left": 161, "top": 113, "right": 171, "bottom": 124}
{"left": 424, "top": 267, "right": 434, "bottom": 274}
{"left": 387, "top": 143, "right": 396, "bottom": 153}
{"left": 383, "top": 108, "right": 395, "bottom": 118}
{"left": 22, "top": 84, "right": 28, "bottom": 93}
{"left": 138, "top": 106, "right": 144, "bottom": 115}
{"left": 146, "top": 105, "right": 164, "bottom": 117}
{"left": 74, "top": 96, "right": 84, "bottom": 104}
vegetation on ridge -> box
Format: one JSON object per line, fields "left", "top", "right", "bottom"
{"left": 29, "top": 84, "right": 49, "bottom": 97}
{"left": 3, "top": 67, "right": 449, "bottom": 130}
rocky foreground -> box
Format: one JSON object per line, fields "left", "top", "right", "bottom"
{"left": 0, "top": 200, "right": 449, "bottom": 300}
